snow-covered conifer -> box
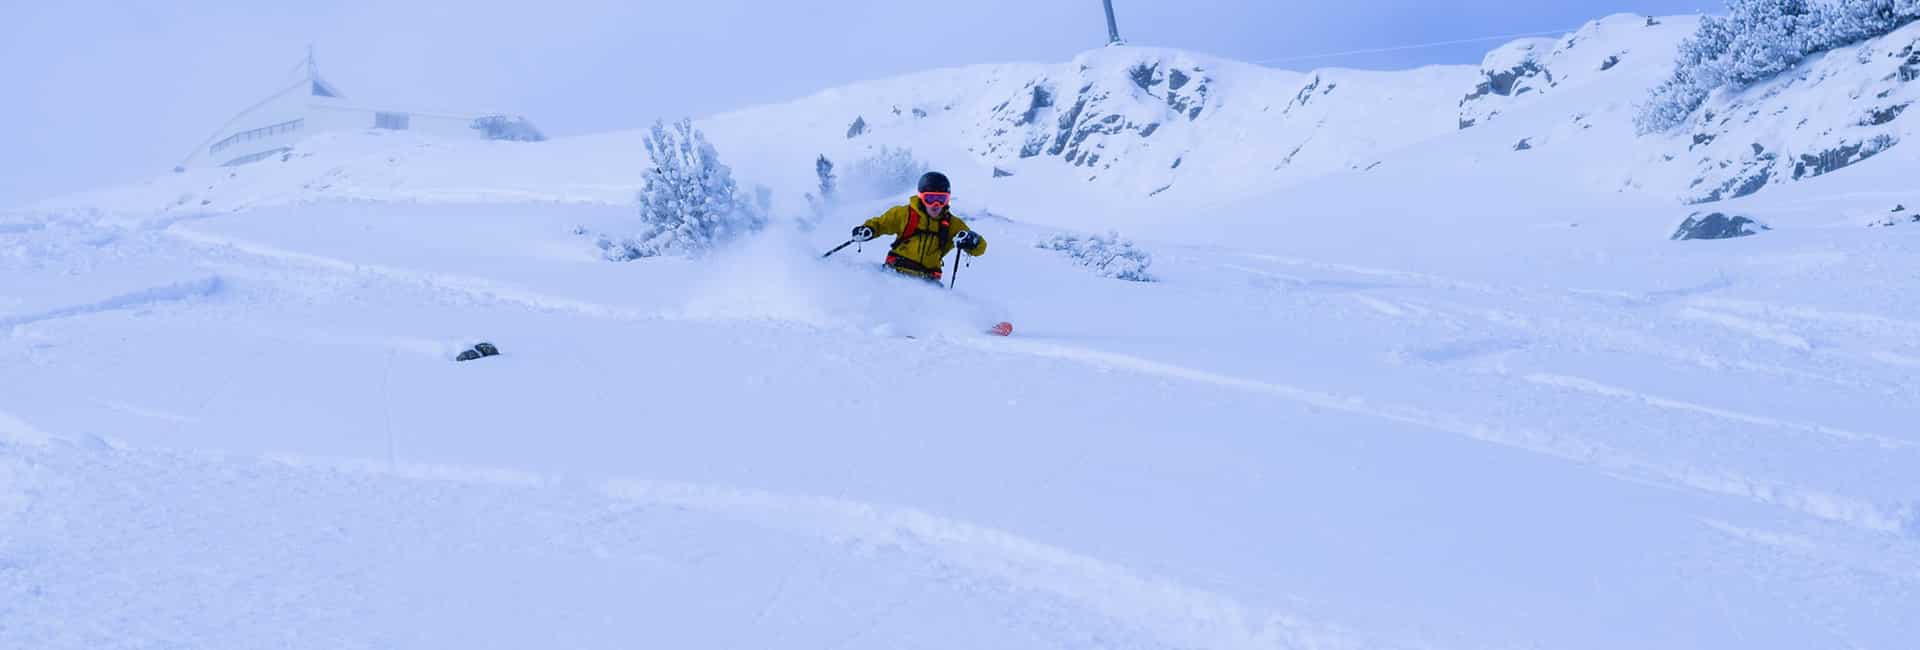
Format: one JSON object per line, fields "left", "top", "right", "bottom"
{"left": 1636, "top": 0, "right": 1919, "bottom": 133}
{"left": 601, "top": 118, "right": 760, "bottom": 260}
{"left": 815, "top": 155, "right": 837, "bottom": 205}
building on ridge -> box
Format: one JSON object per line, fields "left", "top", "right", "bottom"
{"left": 179, "top": 48, "right": 544, "bottom": 170}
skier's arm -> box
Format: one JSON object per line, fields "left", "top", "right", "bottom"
{"left": 861, "top": 206, "right": 907, "bottom": 236}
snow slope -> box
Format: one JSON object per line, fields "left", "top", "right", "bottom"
{"left": 8, "top": 11, "right": 1920, "bottom": 650}
{"left": 7, "top": 186, "right": 1920, "bottom": 648}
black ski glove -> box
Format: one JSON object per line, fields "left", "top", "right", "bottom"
{"left": 953, "top": 230, "right": 981, "bottom": 251}
{"left": 851, "top": 225, "right": 875, "bottom": 241}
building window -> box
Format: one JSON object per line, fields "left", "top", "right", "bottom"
{"left": 374, "top": 112, "right": 410, "bottom": 130}
{"left": 210, "top": 118, "right": 304, "bottom": 155}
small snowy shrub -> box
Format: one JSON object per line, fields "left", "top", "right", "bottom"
{"left": 1037, "top": 231, "right": 1156, "bottom": 282}
{"left": 843, "top": 146, "right": 928, "bottom": 199}
{"left": 816, "top": 154, "right": 838, "bottom": 204}
{"left": 1637, "top": 0, "right": 1920, "bottom": 133}
{"left": 601, "top": 118, "right": 761, "bottom": 260}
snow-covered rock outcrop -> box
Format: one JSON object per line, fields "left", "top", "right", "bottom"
{"left": 25, "top": 12, "right": 1920, "bottom": 225}
{"left": 1652, "top": 21, "right": 1920, "bottom": 204}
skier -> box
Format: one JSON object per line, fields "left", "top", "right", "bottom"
{"left": 849, "top": 171, "right": 987, "bottom": 283}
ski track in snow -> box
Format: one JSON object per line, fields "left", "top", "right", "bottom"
{"left": 1677, "top": 308, "right": 1817, "bottom": 351}
{"left": 1236, "top": 253, "right": 1908, "bottom": 393}
{"left": 605, "top": 479, "right": 1367, "bottom": 650}
{"left": 1522, "top": 372, "right": 1913, "bottom": 450}
{"left": 971, "top": 337, "right": 1916, "bottom": 536}
{"left": 0, "top": 436, "right": 1369, "bottom": 650}
{"left": 0, "top": 275, "right": 223, "bottom": 332}
{"left": 166, "top": 226, "right": 654, "bottom": 321}
{"left": 1691, "top": 297, "right": 1920, "bottom": 339}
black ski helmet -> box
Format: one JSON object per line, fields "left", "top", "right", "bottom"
{"left": 917, "top": 171, "right": 951, "bottom": 194}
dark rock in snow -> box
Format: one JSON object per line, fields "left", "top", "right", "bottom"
{"left": 1129, "top": 63, "right": 1160, "bottom": 90}
{"left": 1513, "top": 138, "right": 1533, "bottom": 151}
{"left": 1168, "top": 69, "right": 1191, "bottom": 91}
{"left": 992, "top": 167, "right": 1015, "bottom": 178}
{"left": 1600, "top": 55, "right": 1621, "bottom": 71}
{"left": 1894, "top": 204, "right": 1907, "bottom": 212}
{"left": 456, "top": 342, "right": 501, "bottom": 362}
{"left": 846, "top": 117, "right": 867, "bottom": 139}
{"left": 1017, "top": 85, "right": 1055, "bottom": 126}
{"left": 1793, "top": 135, "right": 1898, "bottom": 180}
{"left": 1862, "top": 103, "right": 1909, "bottom": 126}
{"left": 1692, "top": 165, "right": 1772, "bottom": 203}
{"left": 1672, "top": 212, "right": 1769, "bottom": 240}
{"left": 474, "top": 342, "right": 499, "bottom": 357}
{"left": 1486, "top": 60, "right": 1550, "bottom": 96}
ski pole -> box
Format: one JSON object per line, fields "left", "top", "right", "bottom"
{"left": 821, "top": 239, "right": 857, "bottom": 259}
{"left": 948, "top": 246, "right": 963, "bottom": 290}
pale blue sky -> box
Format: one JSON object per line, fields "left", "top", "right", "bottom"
{"left": 0, "top": 0, "right": 1715, "bottom": 207}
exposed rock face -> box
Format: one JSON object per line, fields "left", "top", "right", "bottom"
{"left": 1670, "top": 26, "right": 1920, "bottom": 204}
{"left": 979, "top": 52, "right": 1213, "bottom": 174}
{"left": 1672, "top": 212, "right": 1769, "bottom": 240}
{"left": 1792, "top": 135, "right": 1899, "bottom": 181}
{"left": 1459, "top": 38, "right": 1558, "bottom": 129}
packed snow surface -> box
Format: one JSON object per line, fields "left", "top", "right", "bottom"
{"left": 8, "top": 12, "right": 1920, "bottom": 650}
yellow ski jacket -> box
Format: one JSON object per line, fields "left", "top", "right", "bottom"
{"left": 861, "top": 195, "right": 988, "bottom": 280}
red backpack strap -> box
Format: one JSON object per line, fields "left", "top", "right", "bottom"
{"left": 886, "top": 205, "right": 920, "bottom": 267}
{"left": 899, "top": 206, "right": 919, "bottom": 241}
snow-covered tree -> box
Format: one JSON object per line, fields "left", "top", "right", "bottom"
{"left": 815, "top": 155, "right": 837, "bottom": 204}
{"left": 805, "top": 154, "right": 838, "bottom": 222}
{"left": 1720, "top": 0, "right": 1815, "bottom": 85}
{"left": 844, "top": 146, "right": 928, "bottom": 200}
{"left": 1638, "top": 0, "right": 1920, "bottom": 133}
{"left": 601, "top": 118, "right": 761, "bottom": 260}
{"left": 1811, "top": 0, "right": 1920, "bottom": 48}
{"left": 1635, "top": 14, "right": 1737, "bottom": 133}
